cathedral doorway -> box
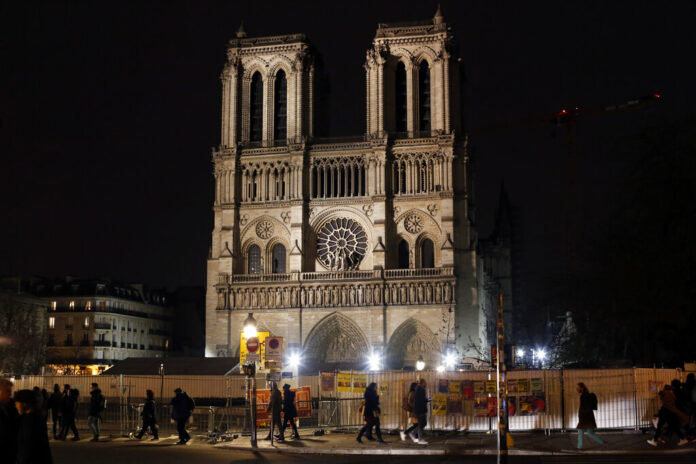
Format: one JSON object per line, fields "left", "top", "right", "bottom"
{"left": 386, "top": 318, "right": 441, "bottom": 369}
{"left": 303, "top": 312, "right": 370, "bottom": 371}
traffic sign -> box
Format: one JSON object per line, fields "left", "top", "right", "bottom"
{"left": 266, "top": 336, "right": 283, "bottom": 361}
{"left": 247, "top": 337, "right": 259, "bottom": 353}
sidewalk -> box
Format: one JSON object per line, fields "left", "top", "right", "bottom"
{"left": 215, "top": 429, "right": 696, "bottom": 456}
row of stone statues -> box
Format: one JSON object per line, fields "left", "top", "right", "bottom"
{"left": 217, "top": 280, "right": 455, "bottom": 309}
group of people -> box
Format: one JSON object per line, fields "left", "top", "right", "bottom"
{"left": 647, "top": 374, "right": 696, "bottom": 447}
{"left": 265, "top": 382, "right": 300, "bottom": 441}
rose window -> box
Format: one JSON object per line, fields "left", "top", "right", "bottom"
{"left": 404, "top": 214, "right": 424, "bottom": 234}
{"left": 256, "top": 220, "right": 274, "bottom": 239}
{"left": 317, "top": 218, "right": 368, "bottom": 271}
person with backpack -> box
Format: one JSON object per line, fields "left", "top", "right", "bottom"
{"left": 400, "top": 382, "right": 418, "bottom": 441}
{"left": 87, "top": 383, "right": 105, "bottom": 442}
{"left": 170, "top": 388, "right": 194, "bottom": 445}
{"left": 47, "top": 384, "right": 62, "bottom": 439}
{"left": 135, "top": 390, "right": 158, "bottom": 441}
{"left": 357, "top": 382, "right": 385, "bottom": 444}
{"left": 576, "top": 382, "right": 604, "bottom": 449}
{"left": 281, "top": 384, "right": 300, "bottom": 439}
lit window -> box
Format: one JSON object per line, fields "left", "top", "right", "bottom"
{"left": 84, "top": 317, "right": 89, "bottom": 328}
{"left": 51, "top": 301, "right": 57, "bottom": 310}
{"left": 48, "top": 317, "right": 55, "bottom": 329}
{"left": 85, "top": 301, "right": 92, "bottom": 311}
{"left": 69, "top": 301, "right": 75, "bottom": 310}
{"left": 98, "top": 301, "right": 105, "bottom": 310}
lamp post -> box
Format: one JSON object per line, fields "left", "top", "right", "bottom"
{"left": 416, "top": 356, "right": 425, "bottom": 371}
{"left": 243, "top": 313, "right": 258, "bottom": 448}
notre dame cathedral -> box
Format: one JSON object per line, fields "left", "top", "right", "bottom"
{"left": 206, "top": 8, "right": 515, "bottom": 370}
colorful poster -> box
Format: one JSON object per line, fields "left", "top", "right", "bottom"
{"left": 352, "top": 373, "right": 367, "bottom": 392}
{"left": 449, "top": 381, "right": 461, "bottom": 394}
{"left": 438, "top": 379, "right": 450, "bottom": 393}
{"left": 474, "top": 381, "right": 484, "bottom": 394}
{"left": 487, "top": 397, "right": 498, "bottom": 417}
{"left": 379, "top": 383, "right": 389, "bottom": 395}
{"left": 294, "top": 386, "right": 312, "bottom": 418}
{"left": 485, "top": 380, "right": 496, "bottom": 393}
{"left": 507, "top": 379, "right": 518, "bottom": 394}
{"left": 474, "top": 394, "right": 488, "bottom": 417}
{"left": 517, "top": 379, "right": 530, "bottom": 394}
{"left": 337, "top": 372, "right": 352, "bottom": 393}
{"left": 533, "top": 393, "right": 546, "bottom": 413}
{"left": 519, "top": 396, "right": 534, "bottom": 415}
{"left": 461, "top": 381, "right": 474, "bottom": 398}
{"left": 447, "top": 395, "right": 463, "bottom": 414}
{"left": 320, "top": 372, "right": 335, "bottom": 393}
{"left": 507, "top": 396, "right": 517, "bottom": 416}
{"left": 255, "top": 389, "right": 271, "bottom": 424}
{"left": 432, "top": 395, "right": 447, "bottom": 416}
{"left": 531, "top": 378, "right": 544, "bottom": 393}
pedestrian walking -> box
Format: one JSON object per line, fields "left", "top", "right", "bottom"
{"left": 685, "top": 373, "right": 696, "bottom": 433}
{"left": 14, "top": 389, "right": 53, "bottom": 464}
{"left": 413, "top": 378, "right": 429, "bottom": 445}
{"left": 576, "top": 382, "right": 605, "bottom": 449}
{"left": 0, "top": 378, "right": 19, "bottom": 464}
{"left": 647, "top": 384, "right": 690, "bottom": 446}
{"left": 47, "top": 385, "right": 61, "bottom": 439}
{"left": 87, "top": 383, "right": 105, "bottom": 442}
{"left": 58, "top": 386, "right": 79, "bottom": 441}
{"left": 135, "top": 390, "right": 158, "bottom": 441}
{"left": 170, "top": 388, "right": 194, "bottom": 445}
{"left": 281, "top": 384, "right": 300, "bottom": 439}
{"left": 400, "top": 382, "right": 418, "bottom": 441}
{"left": 357, "top": 382, "right": 385, "bottom": 444}
{"left": 264, "top": 382, "right": 283, "bottom": 440}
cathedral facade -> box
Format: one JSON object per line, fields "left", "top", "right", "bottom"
{"left": 206, "top": 9, "right": 501, "bottom": 370}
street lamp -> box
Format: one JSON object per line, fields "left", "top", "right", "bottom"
{"left": 367, "top": 351, "right": 382, "bottom": 371}
{"left": 415, "top": 356, "right": 425, "bottom": 371}
{"left": 287, "top": 352, "right": 302, "bottom": 370}
{"left": 242, "top": 313, "right": 257, "bottom": 448}
{"left": 243, "top": 313, "right": 257, "bottom": 339}
{"left": 516, "top": 348, "right": 525, "bottom": 359}
{"left": 444, "top": 351, "right": 457, "bottom": 371}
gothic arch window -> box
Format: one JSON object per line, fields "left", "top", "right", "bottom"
{"left": 274, "top": 70, "right": 287, "bottom": 141}
{"left": 271, "top": 243, "right": 286, "bottom": 274}
{"left": 248, "top": 244, "right": 261, "bottom": 274}
{"left": 395, "top": 61, "right": 407, "bottom": 133}
{"left": 418, "top": 61, "right": 431, "bottom": 133}
{"left": 250, "top": 72, "right": 263, "bottom": 142}
{"left": 420, "top": 238, "right": 434, "bottom": 268}
{"left": 398, "top": 239, "right": 410, "bottom": 269}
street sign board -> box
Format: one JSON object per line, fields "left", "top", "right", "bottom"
{"left": 240, "top": 331, "right": 269, "bottom": 364}
{"left": 247, "top": 337, "right": 259, "bottom": 353}
{"left": 265, "top": 336, "right": 283, "bottom": 361}
{"left": 246, "top": 353, "right": 260, "bottom": 362}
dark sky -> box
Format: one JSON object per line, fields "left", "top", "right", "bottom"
{"left": 2, "top": 1, "right": 695, "bottom": 297}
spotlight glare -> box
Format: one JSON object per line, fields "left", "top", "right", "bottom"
{"left": 367, "top": 352, "right": 382, "bottom": 371}
{"left": 516, "top": 348, "right": 525, "bottom": 358}
{"left": 537, "top": 349, "right": 547, "bottom": 360}
{"left": 287, "top": 352, "right": 301, "bottom": 369}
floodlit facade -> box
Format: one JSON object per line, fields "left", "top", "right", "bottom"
{"left": 206, "top": 9, "right": 511, "bottom": 370}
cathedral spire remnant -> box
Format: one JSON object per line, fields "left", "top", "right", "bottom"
{"left": 236, "top": 21, "right": 247, "bottom": 38}
{"left": 434, "top": 4, "right": 444, "bottom": 25}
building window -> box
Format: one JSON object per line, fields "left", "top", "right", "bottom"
{"left": 421, "top": 238, "right": 434, "bottom": 268}
{"left": 66, "top": 317, "right": 74, "bottom": 330}
{"left": 69, "top": 301, "right": 75, "bottom": 310}
{"left": 85, "top": 301, "right": 92, "bottom": 311}
{"left": 248, "top": 244, "right": 261, "bottom": 274}
{"left": 274, "top": 70, "right": 287, "bottom": 141}
{"left": 395, "top": 61, "right": 407, "bottom": 133}
{"left": 398, "top": 239, "right": 410, "bottom": 269}
{"left": 96, "top": 350, "right": 104, "bottom": 360}
{"left": 65, "top": 333, "right": 73, "bottom": 346}
{"left": 249, "top": 72, "right": 263, "bottom": 142}
{"left": 48, "top": 317, "right": 55, "bottom": 329}
{"left": 51, "top": 301, "right": 56, "bottom": 311}
{"left": 311, "top": 157, "right": 366, "bottom": 199}
{"left": 418, "top": 61, "right": 431, "bottom": 132}
{"left": 48, "top": 334, "right": 55, "bottom": 346}
{"left": 84, "top": 317, "right": 89, "bottom": 328}
{"left": 271, "top": 243, "right": 286, "bottom": 274}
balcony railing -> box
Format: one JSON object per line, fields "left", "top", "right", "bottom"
{"left": 384, "top": 267, "right": 454, "bottom": 278}
{"left": 219, "top": 268, "right": 453, "bottom": 285}
{"left": 94, "top": 323, "right": 111, "bottom": 330}
{"left": 300, "top": 270, "right": 382, "bottom": 281}
{"left": 93, "top": 340, "right": 111, "bottom": 347}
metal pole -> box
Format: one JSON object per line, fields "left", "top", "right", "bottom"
{"left": 159, "top": 363, "right": 164, "bottom": 427}
{"left": 496, "top": 292, "right": 509, "bottom": 464}
{"left": 251, "top": 370, "right": 257, "bottom": 448}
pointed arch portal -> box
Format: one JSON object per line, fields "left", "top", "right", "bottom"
{"left": 303, "top": 313, "right": 370, "bottom": 370}
{"left": 386, "top": 318, "right": 441, "bottom": 369}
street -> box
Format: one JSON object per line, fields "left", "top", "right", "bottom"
{"left": 50, "top": 437, "right": 696, "bottom": 464}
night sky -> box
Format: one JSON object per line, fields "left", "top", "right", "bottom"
{"left": 2, "top": 0, "right": 695, "bottom": 306}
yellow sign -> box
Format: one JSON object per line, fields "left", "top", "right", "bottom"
{"left": 449, "top": 381, "right": 461, "bottom": 394}
{"left": 432, "top": 394, "right": 447, "bottom": 416}
{"left": 337, "top": 372, "right": 352, "bottom": 393}
{"left": 352, "top": 373, "right": 367, "bottom": 392}
{"left": 240, "top": 331, "right": 269, "bottom": 364}
{"left": 485, "top": 380, "right": 496, "bottom": 393}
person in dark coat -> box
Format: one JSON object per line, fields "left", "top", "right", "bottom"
{"left": 281, "top": 384, "right": 299, "bottom": 439}
{"left": 401, "top": 382, "right": 418, "bottom": 441}
{"left": 413, "top": 378, "right": 429, "bottom": 445}
{"left": 357, "top": 382, "right": 385, "bottom": 444}
{"left": 87, "top": 383, "right": 105, "bottom": 442}
{"left": 135, "top": 390, "right": 158, "bottom": 440}
{"left": 576, "top": 382, "right": 604, "bottom": 449}
{"left": 58, "top": 386, "right": 79, "bottom": 441}
{"left": 0, "top": 378, "right": 19, "bottom": 464}
{"left": 170, "top": 388, "right": 194, "bottom": 444}
{"left": 14, "top": 389, "right": 53, "bottom": 464}
{"left": 47, "top": 385, "right": 62, "bottom": 439}
{"left": 647, "top": 385, "right": 690, "bottom": 446}
{"left": 264, "top": 382, "right": 283, "bottom": 440}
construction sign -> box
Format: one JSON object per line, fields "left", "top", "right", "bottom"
{"left": 240, "top": 331, "right": 269, "bottom": 364}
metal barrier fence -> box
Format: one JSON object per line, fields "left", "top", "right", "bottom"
{"left": 10, "top": 367, "right": 684, "bottom": 435}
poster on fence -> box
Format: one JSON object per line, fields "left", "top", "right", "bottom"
{"left": 474, "top": 381, "right": 484, "bottom": 393}
{"left": 533, "top": 393, "right": 546, "bottom": 412}
{"left": 255, "top": 386, "right": 311, "bottom": 425}
{"left": 485, "top": 380, "right": 496, "bottom": 393}
{"left": 507, "top": 396, "right": 517, "bottom": 416}
{"left": 337, "top": 372, "right": 352, "bottom": 393}
{"left": 352, "top": 373, "right": 367, "bottom": 392}
{"left": 507, "top": 379, "right": 518, "bottom": 394}
{"left": 449, "top": 380, "right": 461, "bottom": 394}
{"left": 461, "top": 381, "right": 474, "bottom": 398}
{"left": 447, "top": 395, "right": 463, "bottom": 414}
{"left": 256, "top": 389, "right": 272, "bottom": 424}
{"left": 438, "top": 379, "right": 449, "bottom": 393}
{"left": 517, "top": 379, "right": 530, "bottom": 394}
{"left": 432, "top": 394, "right": 447, "bottom": 416}
{"left": 295, "top": 386, "right": 312, "bottom": 418}
{"left": 474, "top": 394, "right": 488, "bottom": 417}
{"left": 531, "top": 378, "right": 544, "bottom": 393}
{"left": 487, "top": 397, "right": 497, "bottom": 417}
{"left": 519, "top": 396, "right": 534, "bottom": 415}
{"left": 320, "top": 372, "right": 335, "bottom": 394}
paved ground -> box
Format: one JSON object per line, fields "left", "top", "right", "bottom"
{"left": 49, "top": 430, "right": 696, "bottom": 464}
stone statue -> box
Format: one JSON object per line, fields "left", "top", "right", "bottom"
{"left": 317, "top": 286, "right": 324, "bottom": 306}
{"left": 417, "top": 285, "right": 424, "bottom": 304}
{"left": 426, "top": 283, "right": 432, "bottom": 303}
{"left": 444, "top": 283, "right": 451, "bottom": 303}
{"left": 300, "top": 288, "right": 306, "bottom": 306}
{"left": 374, "top": 285, "right": 381, "bottom": 304}
{"left": 349, "top": 286, "right": 356, "bottom": 305}
{"left": 250, "top": 290, "right": 257, "bottom": 307}
{"left": 357, "top": 285, "right": 364, "bottom": 305}
{"left": 409, "top": 284, "right": 416, "bottom": 303}
{"left": 365, "top": 285, "right": 372, "bottom": 304}
{"left": 434, "top": 283, "right": 442, "bottom": 302}
{"left": 400, "top": 284, "right": 407, "bottom": 304}
{"left": 291, "top": 287, "right": 297, "bottom": 306}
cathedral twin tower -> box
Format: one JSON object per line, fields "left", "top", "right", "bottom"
{"left": 206, "top": 9, "right": 491, "bottom": 370}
